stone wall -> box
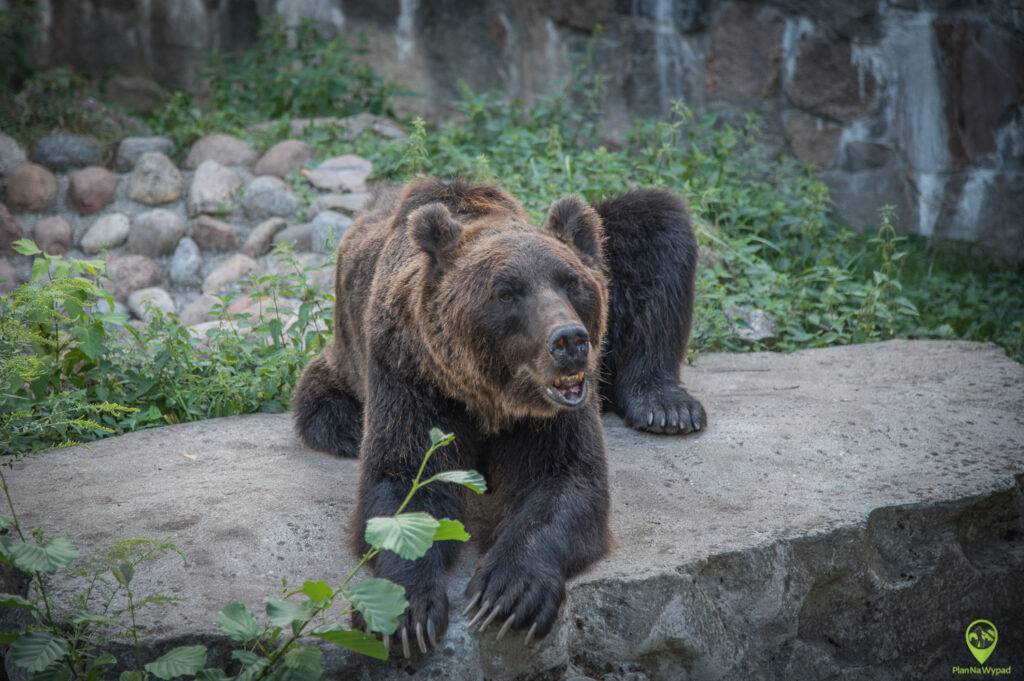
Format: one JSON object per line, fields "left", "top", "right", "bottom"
{"left": 21, "top": 0, "right": 1024, "bottom": 260}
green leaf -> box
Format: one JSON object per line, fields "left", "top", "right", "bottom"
{"left": 112, "top": 562, "right": 134, "bottom": 586}
{"left": 428, "top": 428, "right": 454, "bottom": 446}
{"left": 342, "top": 578, "right": 407, "bottom": 635}
{"left": 0, "top": 631, "right": 19, "bottom": 643}
{"left": 216, "top": 602, "right": 260, "bottom": 643}
{"left": 282, "top": 646, "right": 321, "bottom": 673}
{"left": 301, "top": 579, "right": 333, "bottom": 604}
{"left": 265, "top": 598, "right": 313, "bottom": 629}
{"left": 12, "top": 239, "right": 42, "bottom": 256}
{"left": 0, "top": 593, "right": 36, "bottom": 610}
{"left": 433, "top": 518, "right": 470, "bottom": 542}
{"left": 196, "top": 669, "right": 231, "bottom": 681}
{"left": 9, "top": 537, "right": 79, "bottom": 573}
{"left": 429, "top": 470, "right": 487, "bottom": 494}
{"left": 118, "top": 671, "right": 146, "bottom": 681}
{"left": 313, "top": 626, "right": 388, "bottom": 661}
{"left": 365, "top": 512, "right": 439, "bottom": 560}
{"left": 230, "top": 650, "right": 260, "bottom": 667}
{"left": 144, "top": 645, "right": 208, "bottom": 680}
{"left": 31, "top": 664, "right": 72, "bottom": 681}
{"left": 8, "top": 632, "right": 69, "bottom": 673}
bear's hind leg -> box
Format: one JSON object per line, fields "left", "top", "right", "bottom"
{"left": 596, "top": 188, "right": 706, "bottom": 434}
{"left": 292, "top": 352, "right": 363, "bottom": 457}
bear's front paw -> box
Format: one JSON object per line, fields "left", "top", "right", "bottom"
{"left": 352, "top": 582, "right": 449, "bottom": 658}
{"left": 620, "top": 382, "right": 706, "bottom": 435}
{"left": 463, "top": 558, "right": 565, "bottom": 645}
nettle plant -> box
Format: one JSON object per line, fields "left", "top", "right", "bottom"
{"left": 1, "top": 429, "right": 483, "bottom": 679}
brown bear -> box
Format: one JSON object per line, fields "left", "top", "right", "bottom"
{"left": 292, "top": 178, "right": 704, "bottom": 656}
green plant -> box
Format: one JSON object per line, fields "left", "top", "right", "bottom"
{"left": 0, "top": 241, "right": 335, "bottom": 456}
{"left": 149, "top": 18, "right": 399, "bottom": 155}
{"left": 1, "top": 429, "right": 483, "bottom": 679}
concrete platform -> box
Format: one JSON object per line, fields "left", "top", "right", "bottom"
{"left": 4, "top": 340, "right": 1024, "bottom": 680}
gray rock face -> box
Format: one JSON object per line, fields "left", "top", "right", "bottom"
{"left": 188, "top": 161, "right": 243, "bottom": 217}
{"left": 128, "top": 209, "right": 187, "bottom": 257}
{"left": 241, "top": 176, "right": 299, "bottom": 220}
{"left": 116, "top": 136, "right": 174, "bottom": 172}
{"left": 0, "top": 203, "right": 23, "bottom": 253}
{"left": 725, "top": 304, "right": 779, "bottom": 343}
{"left": 80, "top": 213, "right": 131, "bottom": 254}
{"left": 32, "top": 132, "right": 102, "bottom": 171}
{"left": 5, "top": 341, "right": 1023, "bottom": 680}
{"left": 168, "top": 237, "right": 203, "bottom": 288}
{"left": 127, "top": 152, "right": 183, "bottom": 205}
{"left": 316, "top": 192, "right": 372, "bottom": 215}
{"left": 310, "top": 210, "right": 353, "bottom": 253}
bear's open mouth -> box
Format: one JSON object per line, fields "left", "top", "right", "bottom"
{"left": 544, "top": 371, "right": 587, "bottom": 407}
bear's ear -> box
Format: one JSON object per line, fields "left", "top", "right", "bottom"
{"left": 544, "top": 196, "right": 604, "bottom": 268}
{"left": 408, "top": 202, "right": 465, "bottom": 269}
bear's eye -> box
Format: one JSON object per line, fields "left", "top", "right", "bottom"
{"left": 498, "top": 290, "right": 516, "bottom": 303}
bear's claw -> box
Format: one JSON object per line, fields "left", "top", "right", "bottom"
{"left": 621, "top": 382, "right": 706, "bottom": 435}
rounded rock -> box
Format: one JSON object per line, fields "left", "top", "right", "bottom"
{"left": 116, "top": 136, "right": 173, "bottom": 172}
{"left": 1, "top": 203, "right": 23, "bottom": 252}
{"left": 81, "top": 213, "right": 131, "bottom": 254}
{"left": 7, "top": 163, "right": 58, "bottom": 212}
{"left": 241, "top": 217, "right": 287, "bottom": 258}
{"left": 185, "top": 133, "right": 257, "bottom": 169}
{"left": 33, "top": 216, "right": 73, "bottom": 255}
{"left": 310, "top": 210, "right": 353, "bottom": 253}
{"left": 253, "top": 140, "right": 314, "bottom": 179}
{"left": 168, "top": 237, "right": 203, "bottom": 288}
{"left": 127, "top": 152, "right": 183, "bottom": 205}
{"left": 187, "top": 161, "right": 242, "bottom": 217}
{"left": 0, "top": 257, "right": 21, "bottom": 292}
{"left": 104, "top": 254, "right": 163, "bottom": 301}
{"left": 191, "top": 215, "right": 240, "bottom": 252}
{"left": 127, "top": 286, "right": 176, "bottom": 320}
{"left": 32, "top": 133, "right": 102, "bottom": 171}
{"left": 241, "top": 176, "right": 299, "bottom": 220}
{"left": 0, "top": 133, "right": 27, "bottom": 181}
{"left": 128, "top": 209, "right": 187, "bottom": 257}
{"left": 69, "top": 166, "right": 120, "bottom": 215}
{"left": 202, "top": 254, "right": 258, "bottom": 295}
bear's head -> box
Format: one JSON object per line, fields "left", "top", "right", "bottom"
{"left": 407, "top": 190, "right": 608, "bottom": 426}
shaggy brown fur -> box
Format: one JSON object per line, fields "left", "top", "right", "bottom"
{"left": 291, "top": 178, "right": 703, "bottom": 654}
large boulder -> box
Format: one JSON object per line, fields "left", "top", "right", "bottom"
{"left": 0, "top": 133, "right": 27, "bottom": 183}
{"left": 0, "top": 203, "right": 22, "bottom": 253}
{"left": 168, "top": 237, "right": 203, "bottom": 288}
{"left": 202, "top": 253, "right": 258, "bottom": 294}
{"left": 785, "top": 31, "right": 878, "bottom": 123}
{"left": 191, "top": 215, "right": 240, "bottom": 252}
{"left": 5, "top": 341, "right": 1023, "bottom": 680}
{"left": 240, "top": 176, "right": 299, "bottom": 220}
{"left": 705, "top": 2, "right": 785, "bottom": 101}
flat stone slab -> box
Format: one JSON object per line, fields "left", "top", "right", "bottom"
{"left": 5, "top": 341, "right": 1024, "bottom": 680}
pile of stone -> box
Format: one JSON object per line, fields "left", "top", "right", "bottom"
{"left": 0, "top": 125, "right": 397, "bottom": 329}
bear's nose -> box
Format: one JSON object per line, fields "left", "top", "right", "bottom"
{"left": 547, "top": 324, "right": 590, "bottom": 369}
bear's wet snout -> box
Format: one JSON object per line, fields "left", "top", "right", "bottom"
{"left": 547, "top": 324, "right": 590, "bottom": 371}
